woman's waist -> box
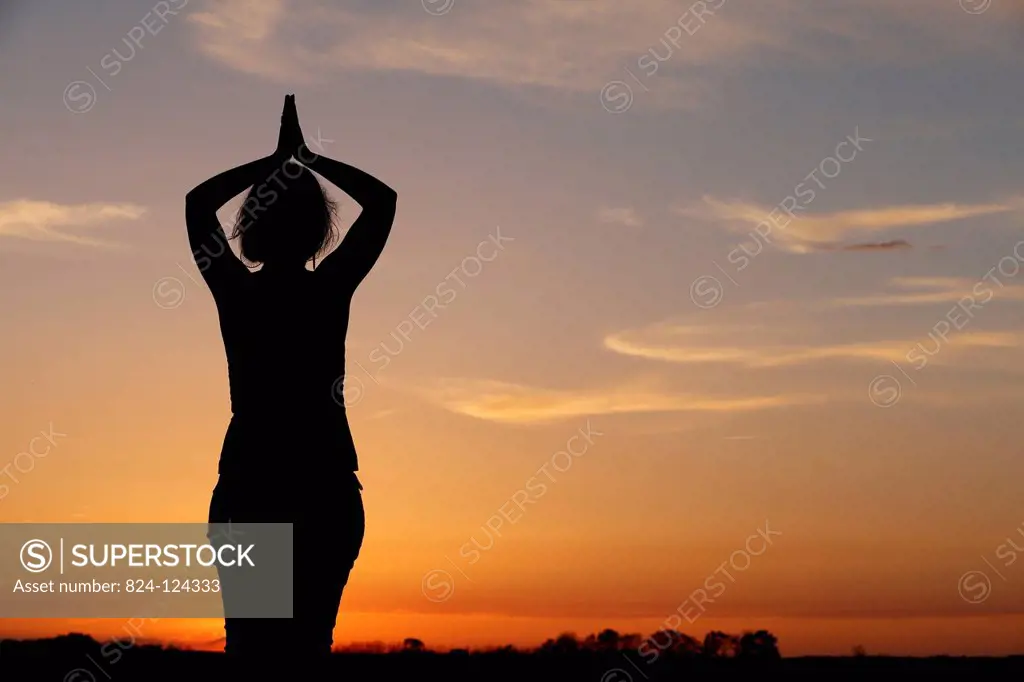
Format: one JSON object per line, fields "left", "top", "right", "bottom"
{"left": 228, "top": 396, "right": 346, "bottom": 419}
{"left": 217, "top": 422, "right": 358, "bottom": 477}
{"left": 225, "top": 409, "right": 353, "bottom": 444}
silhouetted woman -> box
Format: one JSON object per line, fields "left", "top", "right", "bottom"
{"left": 185, "top": 95, "right": 397, "bottom": 663}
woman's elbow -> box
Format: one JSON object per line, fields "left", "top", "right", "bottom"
{"left": 380, "top": 185, "right": 398, "bottom": 207}
{"left": 184, "top": 188, "right": 203, "bottom": 208}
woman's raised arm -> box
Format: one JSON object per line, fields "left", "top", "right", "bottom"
{"left": 184, "top": 96, "right": 300, "bottom": 295}
{"left": 185, "top": 155, "right": 284, "bottom": 295}
{"left": 299, "top": 146, "right": 397, "bottom": 291}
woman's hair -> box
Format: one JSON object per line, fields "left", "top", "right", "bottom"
{"left": 230, "top": 160, "right": 339, "bottom": 266}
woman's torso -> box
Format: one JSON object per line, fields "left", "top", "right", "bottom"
{"left": 214, "top": 269, "right": 358, "bottom": 476}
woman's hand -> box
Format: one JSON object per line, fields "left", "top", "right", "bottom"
{"left": 275, "top": 94, "right": 305, "bottom": 158}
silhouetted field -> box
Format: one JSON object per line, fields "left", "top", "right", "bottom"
{"left": 2, "top": 633, "right": 1024, "bottom": 681}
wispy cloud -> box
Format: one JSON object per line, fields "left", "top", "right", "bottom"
{"left": 834, "top": 276, "right": 1024, "bottom": 307}
{"left": 186, "top": 0, "right": 738, "bottom": 94}
{"left": 596, "top": 207, "right": 642, "bottom": 228}
{"left": 675, "top": 196, "right": 1018, "bottom": 253}
{"left": 187, "top": 0, "right": 294, "bottom": 82}
{"left": 836, "top": 239, "right": 913, "bottom": 252}
{"left": 417, "top": 377, "right": 823, "bottom": 424}
{"left": 0, "top": 199, "right": 146, "bottom": 247}
{"left": 604, "top": 321, "right": 1024, "bottom": 368}
{"left": 184, "top": 0, "right": 1011, "bottom": 106}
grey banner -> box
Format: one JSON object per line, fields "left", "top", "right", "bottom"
{"left": 0, "top": 523, "right": 292, "bottom": 617}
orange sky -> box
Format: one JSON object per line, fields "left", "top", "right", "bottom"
{"left": 3, "top": 0, "right": 1024, "bottom": 656}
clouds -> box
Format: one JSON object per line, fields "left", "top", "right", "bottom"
{"left": 187, "top": 0, "right": 293, "bottom": 82}
{"left": 0, "top": 200, "right": 146, "bottom": 247}
{"left": 596, "top": 207, "right": 642, "bottom": 228}
{"left": 835, "top": 240, "right": 913, "bottom": 252}
{"left": 675, "top": 195, "right": 1018, "bottom": 253}
{"left": 187, "top": 0, "right": 729, "bottom": 92}
{"left": 183, "top": 0, "right": 1015, "bottom": 105}
{"left": 834, "top": 276, "right": 1024, "bottom": 307}
{"left": 417, "top": 377, "right": 823, "bottom": 424}
{"left": 604, "top": 321, "right": 1023, "bottom": 369}
{"left": 409, "top": 265, "right": 1024, "bottom": 424}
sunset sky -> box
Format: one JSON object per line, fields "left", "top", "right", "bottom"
{"left": 4, "top": 0, "right": 1024, "bottom": 657}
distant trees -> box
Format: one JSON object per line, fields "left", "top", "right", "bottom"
{"left": 4, "top": 630, "right": 783, "bottom": 664}
{"left": 23, "top": 628, "right": 782, "bottom": 660}
{"left": 402, "top": 638, "right": 425, "bottom": 652}
{"left": 536, "top": 628, "right": 779, "bottom": 660}
{"left": 737, "top": 630, "right": 780, "bottom": 659}
{"left": 652, "top": 629, "right": 702, "bottom": 657}
{"left": 579, "top": 629, "right": 643, "bottom": 653}
{"left": 702, "top": 631, "right": 739, "bottom": 658}
{"left": 539, "top": 632, "right": 582, "bottom": 654}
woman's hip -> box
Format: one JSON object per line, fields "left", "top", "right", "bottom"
{"left": 209, "top": 470, "right": 363, "bottom": 523}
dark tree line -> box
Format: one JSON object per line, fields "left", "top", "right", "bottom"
{"left": 2, "top": 628, "right": 780, "bottom": 660}
{"left": 534, "top": 628, "right": 780, "bottom": 659}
